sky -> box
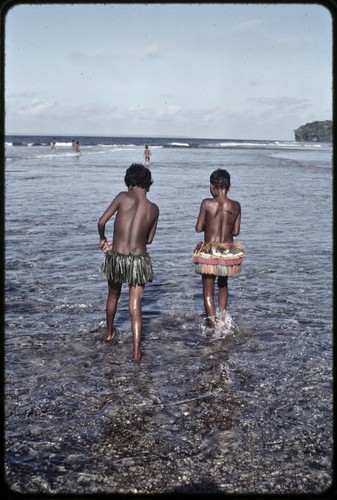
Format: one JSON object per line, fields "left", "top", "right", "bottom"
{"left": 3, "top": 2, "right": 333, "bottom": 140}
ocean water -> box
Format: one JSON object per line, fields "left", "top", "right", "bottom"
{"left": 4, "top": 136, "right": 333, "bottom": 495}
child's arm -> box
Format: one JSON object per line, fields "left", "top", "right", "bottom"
{"left": 147, "top": 206, "right": 159, "bottom": 244}
{"left": 195, "top": 200, "right": 207, "bottom": 233}
{"left": 232, "top": 203, "right": 241, "bottom": 236}
{"left": 97, "top": 193, "right": 122, "bottom": 246}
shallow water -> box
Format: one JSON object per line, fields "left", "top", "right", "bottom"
{"left": 4, "top": 140, "right": 333, "bottom": 494}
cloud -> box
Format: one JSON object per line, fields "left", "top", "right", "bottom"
{"left": 248, "top": 79, "right": 263, "bottom": 87}
{"left": 250, "top": 96, "right": 312, "bottom": 111}
{"left": 4, "top": 93, "right": 319, "bottom": 140}
{"left": 278, "top": 36, "right": 302, "bottom": 45}
{"left": 8, "top": 98, "right": 56, "bottom": 116}
{"left": 139, "top": 44, "right": 163, "bottom": 59}
{"left": 67, "top": 51, "right": 109, "bottom": 64}
{"left": 6, "top": 90, "right": 40, "bottom": 99}
{"left": 234, "top": 18, "right": 265, "bottom": 31}
{"left": 66, "top": 43, "right": 164, "bottom": 66}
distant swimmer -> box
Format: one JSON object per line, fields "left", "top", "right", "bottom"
{"left": 193, "top": 168, "right": 244, "bottom": 330}
{"left": 75, "top": 141, "right": 81, "bottom": 155}
{"left": 51, "top": 137, "right": 57, "bottom": 153}
{"left": 72, "top": 139, "right": 76, "bottom": 152}
{"left": 143, "top": 145, "right": 151, "bottom": 166}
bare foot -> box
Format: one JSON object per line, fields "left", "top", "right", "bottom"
{"left": 133, "top": 350, "right": 142, "bottom": 362}
{"left": 105, "top": 328, "right": 116, "bottom": 342}
{"left": 206, "top": 316, "right": 216, "bottom": 330}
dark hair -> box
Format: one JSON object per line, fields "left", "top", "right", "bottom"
{"left": 124, "top": 163, "right": 153, "bottom": 190}
{"left": 210, "top": 169, "right": 230, "bottom": 189}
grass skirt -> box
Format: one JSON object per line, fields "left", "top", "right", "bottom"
{"left": 193, "top": 241, "right": 245, "bottom": 276}
{"left": 100, "top": 249, "right": 153, "bottom": 285}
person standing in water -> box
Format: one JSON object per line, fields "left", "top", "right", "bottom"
{"left": 51, "top": 137, "right": 57, "bottom": 153}
{"left": 193, "top": 169, "right": 244, "bottom": 329}
{"left": 143, "top": 145, "right": 151, "bottom": 166}
{"left": 98, "top": 163, "right": 159, "bottom": 361}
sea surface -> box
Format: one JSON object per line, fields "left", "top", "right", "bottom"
{"left": 4, "top": 135, "right": 333, "bottom": 495}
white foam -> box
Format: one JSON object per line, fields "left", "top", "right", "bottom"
{"left": 201, "top": 310, "right": 237, "bottom": 339}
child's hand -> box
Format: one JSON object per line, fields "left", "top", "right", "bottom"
{"left": 99, "top": 238, "right": 108, "bottom": 251}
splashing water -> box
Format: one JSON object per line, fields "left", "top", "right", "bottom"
{"left": 201, "top": 309, "right": 237, "bottom": 339}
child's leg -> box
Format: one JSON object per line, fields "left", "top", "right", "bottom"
{"left": 128, "top": 284, "right": 144, "bottom": 361}
{"left": 218, "top": 276, "right": 228, "bottom": 313}
{"left": 106, "top": 280, "right": 122, "bottom": 340}
{"left": 202, "top": 274, "right": 216, "bottom": 329}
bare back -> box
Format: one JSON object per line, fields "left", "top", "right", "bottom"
{"left": 196, "top": 195, "right": 241, "bottom": 243}
{"left": 98, "top": 188, "right": 159, "bottom": 255}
